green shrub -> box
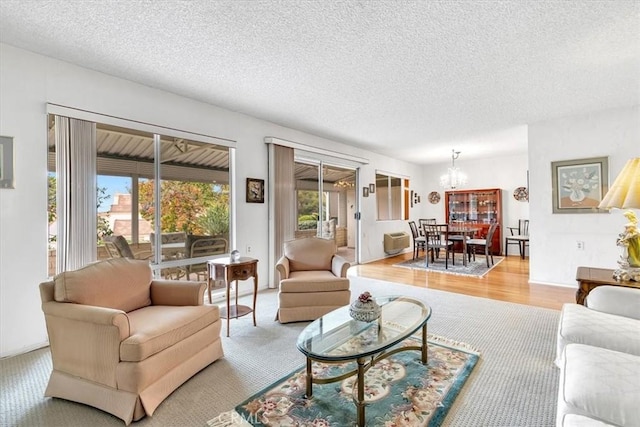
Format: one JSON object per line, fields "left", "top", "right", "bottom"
{"left": 198, "top": 203, "right": 229, "bottom": 236}
{"left": 298, "top": 220, "right": 318, "bottom": 230}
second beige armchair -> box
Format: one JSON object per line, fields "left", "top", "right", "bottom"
{"left": 275, "top": 237, "right": 351, "bottom": 323}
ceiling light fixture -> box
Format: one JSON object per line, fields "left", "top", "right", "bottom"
{"left": 333, "top": 180, "right": 354, "bottom": 189}
{"left": 440, "top": 149, "right": 467, "bottom": 189}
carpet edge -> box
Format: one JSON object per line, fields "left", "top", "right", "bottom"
{"left": 393, "top": 256, "right": 504, "bottom": 278}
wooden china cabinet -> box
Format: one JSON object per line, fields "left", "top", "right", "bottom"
{"left": 445, "top": 188, "right": 503, "bottom": 255}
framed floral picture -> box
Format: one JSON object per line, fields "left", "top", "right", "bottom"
{"left": 246, "top": 178, "right": 264, "bottom": 203}
{"left": 551, "top": 156, "right": 608, "bottom": 213}
{"left": 0, "top": 136, "right": 15, "bottom": 189}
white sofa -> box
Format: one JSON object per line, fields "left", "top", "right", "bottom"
{"left": 555, "top": 286, "right": 640, "bottom": 427}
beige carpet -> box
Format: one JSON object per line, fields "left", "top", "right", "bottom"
{"left": 0, "top": 275, "right": 561, "bottom": 427}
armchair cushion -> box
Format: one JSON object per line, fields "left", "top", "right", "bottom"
{"left": 283, "top": 237, "right": 336, "bottom": 271}
{"left": 281, "top": 271, "right": 350, "bottom": 293}
{"left": 150, "top": 280, "right": 204, "bottom": 306}
{"left": 121, "top": 305, "right": 219, "bottom": 362}
{"left": 54, "top": 258, "right": 152, "bottom": 313}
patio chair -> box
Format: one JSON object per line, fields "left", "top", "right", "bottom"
{"left": 185, "top": 235, "right": 228, "bottom": 281}
{"left": 103, "top": 235, "right": 151, "bottom": 260}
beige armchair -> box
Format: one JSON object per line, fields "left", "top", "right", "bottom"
{"left": 275, "top": 237, "right": 351, "bottom": 323}
{"left": 39, "top": 258, "right": 224, "bottom": 425}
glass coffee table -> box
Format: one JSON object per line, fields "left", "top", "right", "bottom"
{"left": 296, "top": 295, "right": 432, "bottom": 427}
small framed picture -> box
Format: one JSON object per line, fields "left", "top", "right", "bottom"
{"left": 0, "top": 136, "right": 15, "bottom": 189}
{"left": 363, "top": 186, "right": 369, "bottom": 197}
{"left": 551, "top": 156, "right": 608, "bottom": 213}
{"left": 369, "top": 183, "right": 375, "bottom": 194}
{"left": 246, "top": 178, "right": 265, "bottom": 203}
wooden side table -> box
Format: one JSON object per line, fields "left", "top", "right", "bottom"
{"left": 575, "top": 266, "right": 640, "bottom": 305}
{"left": 207, "top": 257, "right": 258, "bottom": 337}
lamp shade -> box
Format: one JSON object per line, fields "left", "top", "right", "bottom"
{"left": 598, "top": 158, "right": 640, "bottom": 209}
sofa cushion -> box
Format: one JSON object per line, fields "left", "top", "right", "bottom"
{"left": 555, "top": 303, "right": 640, "bottom": 366}
{"left": 558, "top": 344, "right": 640, "bottom": 427}
{"left": 121, "top": 305, "right": 220, "bottom": 362}
{"left": 561, "top": 414, "right": 617, "bottom": 427}
{"left": 284, "top": 237, "right": 335, "bottom": 271}
{"left": 54, "top": 258, "right": 152, "bottom": 313}
{"left": 586, "top": 285, "right": 640, "bottom": 320}
{"left": 280, "top": 271, "right": 350, "bottom": 293}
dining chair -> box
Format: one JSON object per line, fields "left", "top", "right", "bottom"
{"left": 505, "top": 219, "right": 529, "bottom": 259}
{"left": 448, "top": 220, "right": 471, "bottom": 263}
{"left": 408, "top": 221, "right": 426, "bottom": 259}
{"left": 423, "top": 223, "right": 454, "bottom": 269}
{"left": 418, "top": 218, "right": 437, "bottom": 236}
{"left": 467, "top": 220, "right": 499, "bottom": 267}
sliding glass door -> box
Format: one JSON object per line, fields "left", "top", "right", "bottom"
{"left": 47, "top": 117, "right": 232, "bottom": 286}
{"left": 294, "top": 159, "right": 356, "bottom": 263}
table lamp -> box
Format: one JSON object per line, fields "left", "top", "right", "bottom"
{"left": 597, "top": 158, "right": 640, "bottom": 281}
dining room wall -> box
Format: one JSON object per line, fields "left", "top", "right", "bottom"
{"left": 418, "top": 151, "right": 530, "bottom": 255}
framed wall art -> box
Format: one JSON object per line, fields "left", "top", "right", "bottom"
{"left": 428, "top": 191, "right": 441, "bottom": 204}
{"left": 0, "top": 136, "right": 15, "bottom": 189}
{"left": 551, "top": 156, "right": 608, "bottom": 213}
{"left": 246, "top": 178, "right": 265, "bottom": 203}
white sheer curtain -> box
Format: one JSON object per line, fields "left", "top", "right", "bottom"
{"left": 55, "top": 116, "right": 97, "bottom": 273}
{"left": 268, "top": 143, "right": 295, "bottom": 287}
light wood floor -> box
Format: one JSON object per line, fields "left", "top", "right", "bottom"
{"left": 352, "top": 252, "right": 576, "bottom": 310}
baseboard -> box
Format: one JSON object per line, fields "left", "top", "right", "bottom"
{"left": 528, "top": 279, "right": 576, "bottom": 289}
{"left": 363, "top": 248, "right": 413, "bottom": 265}
{"left": 1, "top": 340, "right": 49, "bottom": 359}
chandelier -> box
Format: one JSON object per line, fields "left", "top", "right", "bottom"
{"left": 333, "top": 180, "right": 355, "bottom": 188}
{"left": 440, "top": 149, "right": 468, "bottom": 189}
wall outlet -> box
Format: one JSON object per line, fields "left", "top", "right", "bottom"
{"left": 246, "top": 245, "right": 251, "bottom": 253}
{"left": 576, "top": 241, "right": 585, "bottom": 250}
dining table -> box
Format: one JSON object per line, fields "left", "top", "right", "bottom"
{"left": 447, "top": 225, "right": 481, "bottom": 266}
{"left": 161, "top": 242, "right": 186, "bottom": 259}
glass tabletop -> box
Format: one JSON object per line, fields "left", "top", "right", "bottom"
{"left": 296, "top": 296, "right": 431, "bottom": 362}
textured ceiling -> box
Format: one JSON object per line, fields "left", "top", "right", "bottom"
{"left": 1, "top": 1, "right": 638, "bottom": 164}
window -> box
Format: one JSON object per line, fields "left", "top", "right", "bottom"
{"left": 376, "top": 172, "right": 403, "bottom": 220}
{"left": 48, "top": 116, "right": 232, "bottom": 282}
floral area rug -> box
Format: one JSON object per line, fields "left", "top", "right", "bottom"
{"left": 394, "top": 255, "right": 504, "bottom": 278}
{"left": 208, "top": 335, "right": 479, "bottom": 427}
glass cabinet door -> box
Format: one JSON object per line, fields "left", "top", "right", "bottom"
{"left": 445, "top": 188, "right": 503, "bottom": 255}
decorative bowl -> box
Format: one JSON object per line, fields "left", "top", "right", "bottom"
{"left": 349, "top": 300, "right": 381, "bottom": 322}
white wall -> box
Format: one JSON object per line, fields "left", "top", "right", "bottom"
{"left": 528, "top": 106, "right": 640, "bottom": 286}
{"left": 0, "top": 44, "right": 426, "bottom": 357}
